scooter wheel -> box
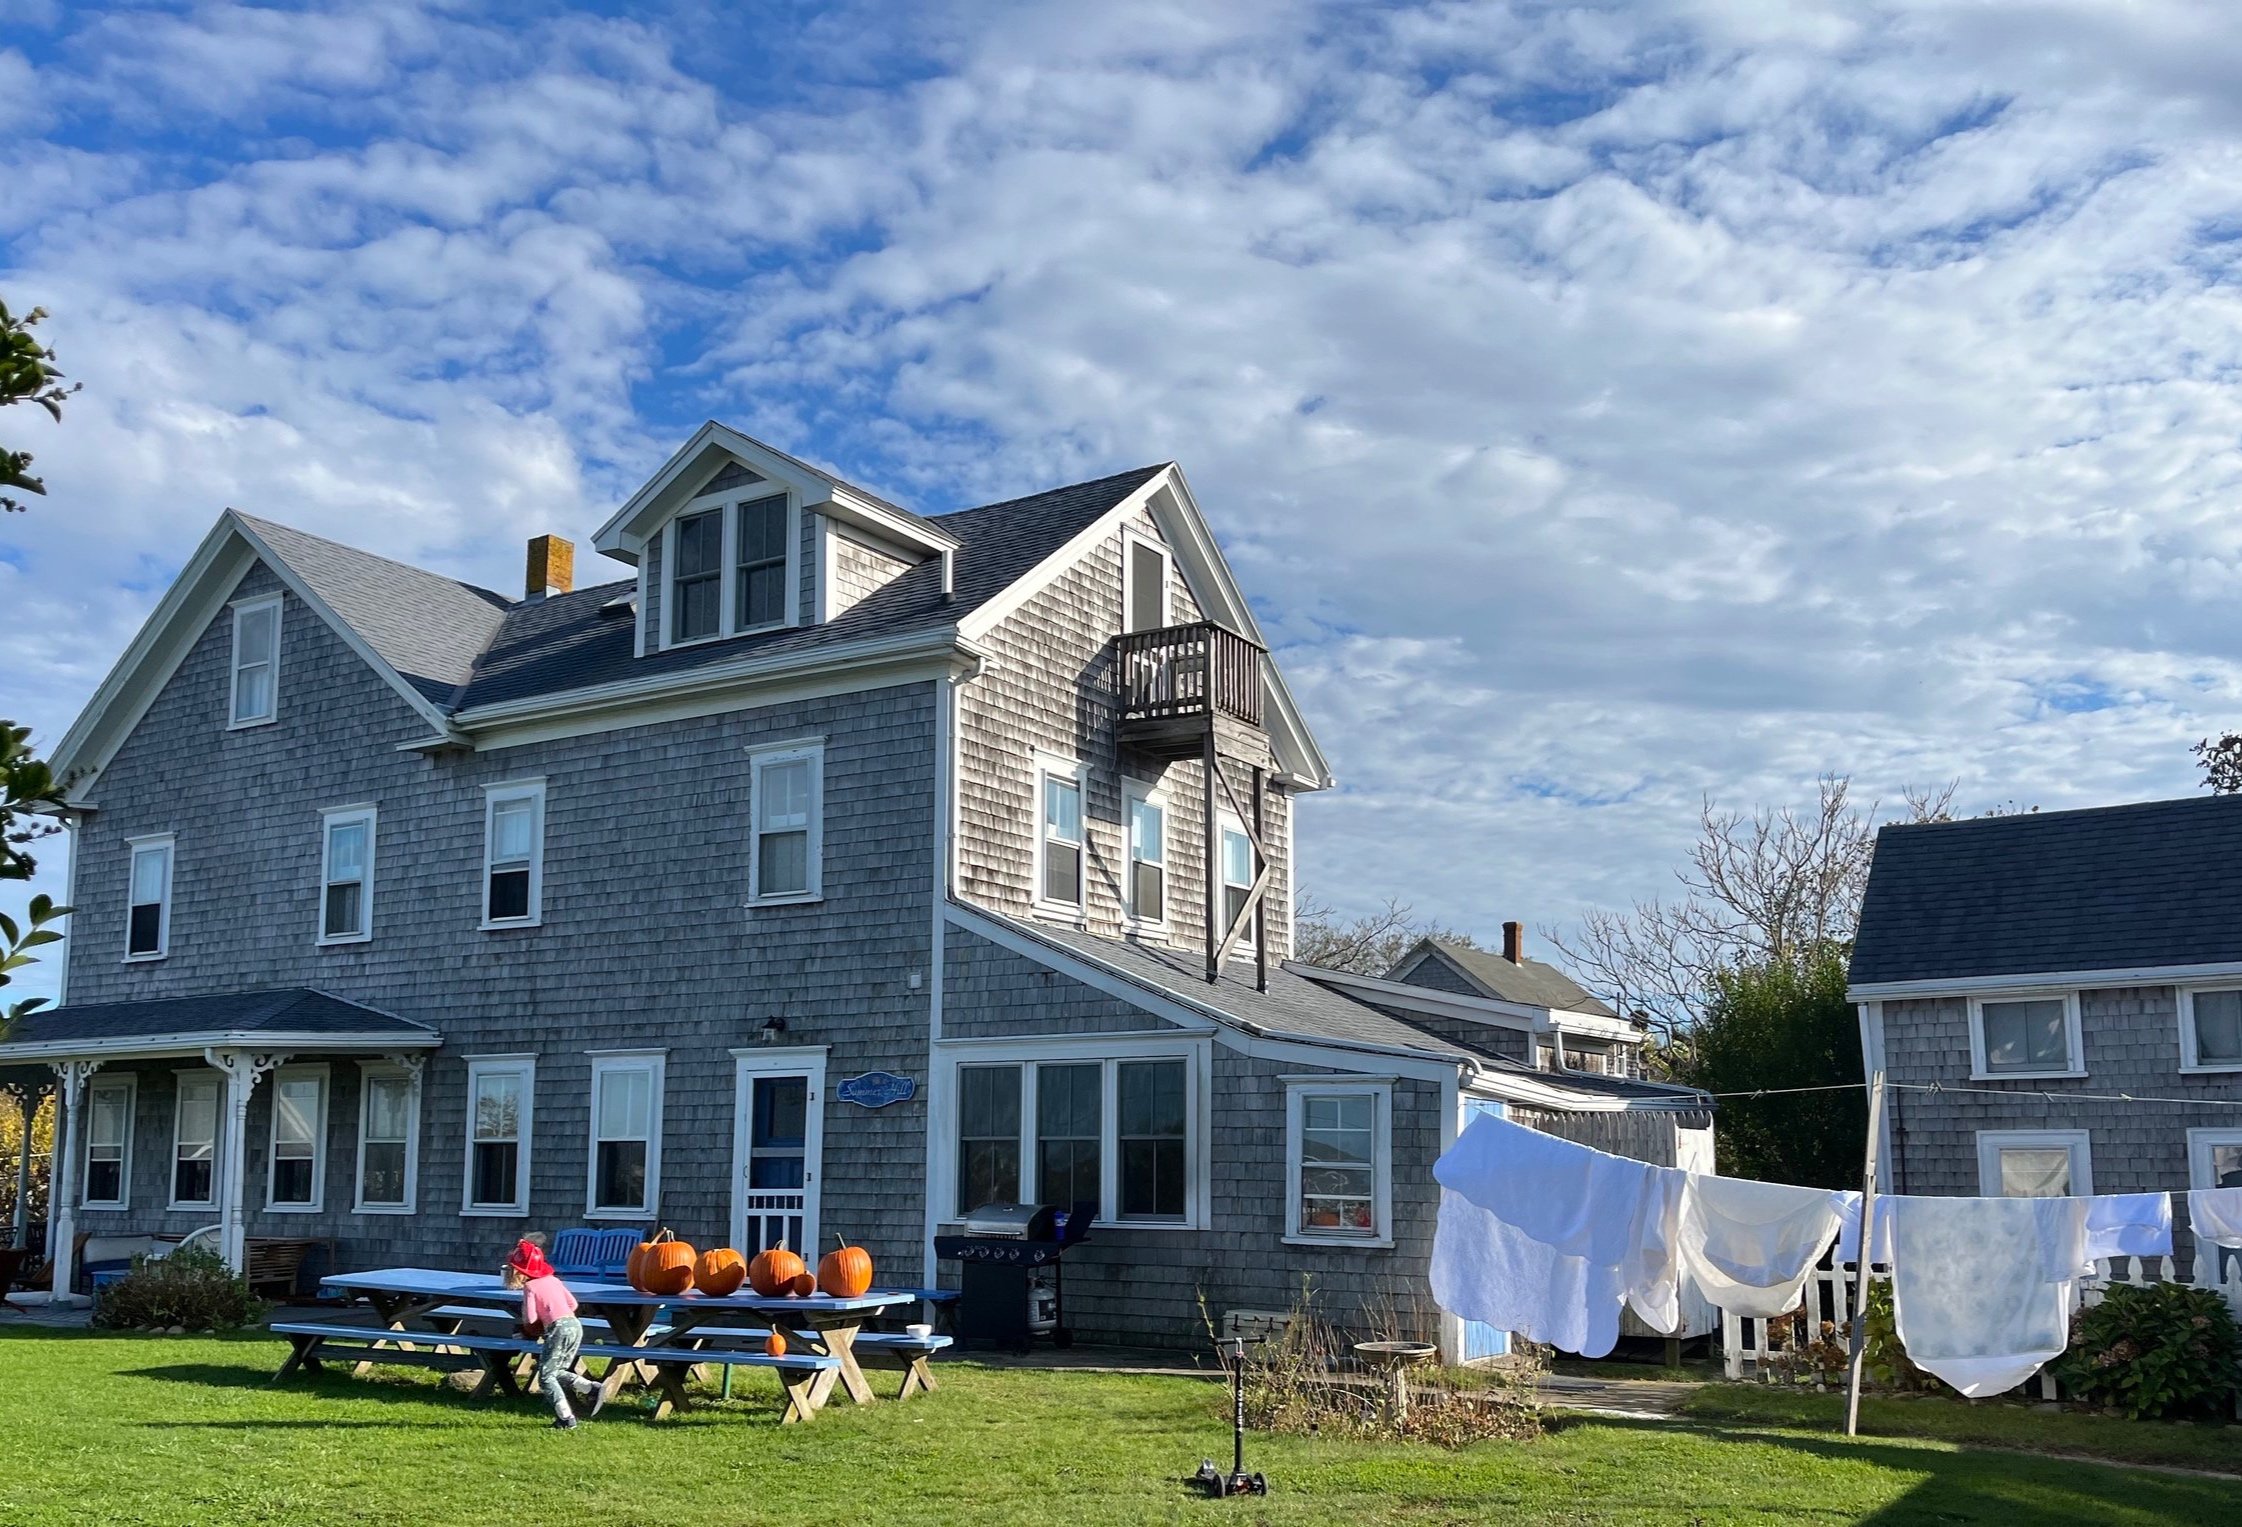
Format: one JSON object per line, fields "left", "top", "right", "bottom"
{"left": 1250, "top": 1474, "right": 1267, "bottom": 1495}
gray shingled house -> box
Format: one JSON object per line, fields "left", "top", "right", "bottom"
{"left": 1851, "top": 797, "right": 2242, "bottom": 1235}
{"left": 1, "top": 421, "right": 1706, "bottom": 1356}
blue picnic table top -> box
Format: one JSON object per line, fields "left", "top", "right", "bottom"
{"left": 320, "top": 1266, "right": 918, "bottom": 1316}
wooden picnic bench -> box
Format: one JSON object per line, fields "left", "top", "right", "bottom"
{"left": 685, "top": 1326, "right": 955, "bottom": 1400}
{"left": 575, "top": 1340, "right": 838, "bottom": 1425}
{"left": 269, "top": 1319, "right": 540, "bottom": 1399}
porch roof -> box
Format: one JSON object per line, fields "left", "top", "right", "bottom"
{"left": 0, "top": 988, "right": 439, "bottom": 1062}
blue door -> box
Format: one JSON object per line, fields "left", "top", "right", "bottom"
{"left": 1458, "top": 1098, "right": 1509, "bottom": 1360}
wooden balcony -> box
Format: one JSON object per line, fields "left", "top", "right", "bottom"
{"left": 1114, "top": 620, "right": 1264, "bottom": 758}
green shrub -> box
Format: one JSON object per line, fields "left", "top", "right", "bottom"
{"left": 1856, "top": 1277, "right": 1931, "bottom": 1392}
{"left": 91, "top": 1247, "right": 262, "bottom": 1332}
{"left": 2051, "top": 1282, "right": 2242, "bottom": 1420}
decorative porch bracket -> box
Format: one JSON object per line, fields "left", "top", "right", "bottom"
{"left": 204, "top": 1047, "right": 292, "bottom": 1274}
{"left": 47, "top": 1059, "right": 102, "bottom": 1299}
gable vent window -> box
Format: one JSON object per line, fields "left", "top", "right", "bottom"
{"left": 748, "top": 742, "right": 823, "bottom": 904}
{"left": 482, "top": 780, "right": 546, "bottom": 928}
{"left": 1036, "top": 758, "right": 1085, "bottom": 911}
{"left": 1124, "top": 533, "right": 1169, "bottom": 634}
{"left": 228, "top": 594, "right": 281, "bottom": 727}
{"left": 736, "top": 496, "right": 790, "bottom": 631}
{"left": 125, "top": 834, "right": 174, "bottom": 961}
{"left": 319, "top": 805, "right": 376, "bottom": 945}
{"left": 671, "top": 508, "right": 723, "bottom": 643}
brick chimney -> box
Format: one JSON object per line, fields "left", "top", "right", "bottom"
{"left": 1502, "top": 920, "right": 1525, "bottom": 965}
{"left": 525, "top": 535, "right": 574, "bottom": 600}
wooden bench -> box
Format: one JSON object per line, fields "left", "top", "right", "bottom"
{"left": 576, "top": 1339, "right": 838, "bottom": 1424}
{"left": 245, "top": 1238, "right": 330, "bottom": 1298}
{"left": 269, "top": 1319, "right": 540, "bottom": 1397}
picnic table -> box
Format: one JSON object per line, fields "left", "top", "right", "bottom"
{"left": 299, "top": 1268, "right": 933, "bottom": 1422}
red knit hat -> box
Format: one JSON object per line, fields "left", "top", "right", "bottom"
{"left": 507, "top": 1239, "right": 552, "bottom": 1279}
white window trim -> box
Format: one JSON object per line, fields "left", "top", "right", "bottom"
{"left": 934, "top": 1034, "right": 1211, "bottom": 1231}
{"left": 480, "top": 778, "right": 548, "bottom": 929}
{"left": 1218, "top": 809, "right": 1257, "bottom": 956}
{"left": 1975, "top": 1128, "right": 2093, "bottom": 1197}
{"left": 124, "top": 832, "right": 175, "bottom": 963}
{"left": 1283, "top": 1078, "right": 1395, "bottom": 1249}
{"left": 227, "top": 592, "right": 282, "bottom": 729}
{"left": 1031, "top": 750, "right": 1087, "bottom": 919}
{"left": 1120, "top": 525, "right": 1172, "bottom": 634}
{"left": 657, "top": 486, "right": 799, "bottom": 652}
{"left": 1966, "top": 991, "right": 2084, "bottom": 1081}
{"left": 2187, "top": 1127, "right": 2242, "bottom": 1189}
{"left": 168, "top": 1069, "right": 220, "bottom": 1212}
{"left": 2177, "top": 985, "right": 2242, "bottom": 1074}
{"left": 461, "top": 1054, "right": 536, "bottom": 1217}
{"left": 585, "top": 1050, "right": 666, "bottom": 1220}
{"left": 81, "top": 1074, "right": 136, "bottom": 1211}
{"left": 1122, "top": 776, "right": 1169, "bottom": 935}
{"left": 317, "top": 804, "right": 377, "bottom": 946}
{"left": 353, "top": 1061, "right": 422, "bottom": 1215}
{"left": 265, "top": 1063, "right": 329, "bottom": 1214}
{"left": 747, "top": 739, "right": 825, "bottom": 906}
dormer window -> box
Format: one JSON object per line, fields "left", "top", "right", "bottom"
{"left": 660, "top": 484, "right": 797, "bottom": 650}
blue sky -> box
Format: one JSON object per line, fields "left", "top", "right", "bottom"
{"left": 8, "top": 0, "right": 2242, "bottom": 998}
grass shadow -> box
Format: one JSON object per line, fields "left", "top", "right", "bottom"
{"left": 120, "top": 1361, "right": 502, "bottom": 1410}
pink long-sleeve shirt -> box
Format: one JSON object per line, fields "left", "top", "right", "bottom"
{"left": 519, "top": 1273, "right": 578, "bottom": 1336}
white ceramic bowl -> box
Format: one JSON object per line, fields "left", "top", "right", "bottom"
{"left": 906, "top": 1322, "right": 934, "bottom": 1339}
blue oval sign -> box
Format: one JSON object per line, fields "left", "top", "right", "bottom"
{"left": 837, "top": 1070, "right": 916, "bottom": 1109}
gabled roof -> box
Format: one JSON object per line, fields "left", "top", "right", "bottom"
{"left": 1390, "top": 938, "right": 1619, "bottom": 1018}
{"left": 1850, "top": 794, "right": 2242, "bottom": 989}
{"left": 0, "top": 988, "right": 437, "bottom": 1060}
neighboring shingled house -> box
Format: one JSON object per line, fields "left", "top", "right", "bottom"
{"left": 1378, "top": 927, "right": 1646, "bottom": 1076}
{"left": 1850, "top": 796, "right": 2242, "bottom": 1218}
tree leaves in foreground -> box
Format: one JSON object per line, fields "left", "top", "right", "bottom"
{"left": 0, "top": 299, "right": 81, "bottom": 513}
{"left": 1, "top": 723, "right": 71, "bottom": 1039}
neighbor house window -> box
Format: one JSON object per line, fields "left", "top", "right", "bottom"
{"left": 125, "top": 834, "right": 174, "bottom": 961}
{"left": 1218, "top": 815, "right": 1256, "bottom": 948}
{"left": 748, "top": 742, "right": 823, "bottom": 903}
{"left": 1123, "top": 531, "right": 1170, "bottom": 633}
{"left": 355, "top": 1064, "right": 420, "bottom": 1213}
{"left": 82, "top": 1076, "right": 134, "bottom": 1209}
{"left": 318, "top": 805, "right": 376, "bottom": 944}
{"left": 463, "top": 1057, "right": 534, "bottom": 1215}
{"left": 482, "top": 780, "right": 546, "bottom": 927}
{"left": 267, "top": 1066, "right": 327, "bottom": 1212}
{"left": 1976, "top": 1129, "right": 2092, "bottom": 1198}
{"left": 949, "top": 1048, "right": 1203, "bottom": 1227}
{"left": 2181, "top": 988, "right": 2242, "bottom": 1071}
{"left": 1125, "top": 782, "right": 1166, "bottom": 927}
{"left": 587, "top": 1052, "right": 664, "bottom": 1218}
{"left": 956, "top": 1063, "right": 1022, "bottom": 1215}
{"left": 669, "top": 507, "right": 723, "bottom": 643}
{"left": 170, "top": 1073, "right": 219, "bottom": 1209}
{"left": 1035, "top": 756, "right": 1084, "bottom": 911}
{"left": 228, "top": 593, "right": 281, "bottom": 727}
{"left": 736, "top": 495, "right": 790, "bottom": 630}
{"left": 1969, "top": 994, "right": 2080, "bottom": 1078}
{"left": 2191, "top": 1129, "right": 2242, "bottom": 1278}
{"left": 1286, "top": 1081, "right": 1392, "bottom": 1244}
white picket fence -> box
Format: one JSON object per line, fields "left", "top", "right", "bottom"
{"left": 1720, "top": 1248, "right": 2242, "bottom": 1404}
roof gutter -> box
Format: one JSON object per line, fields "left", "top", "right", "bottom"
{"left": 0, "top": 1027, "right": 443, "bottom": 1063}
{"left": 1846, "top": 956, "right": 2242, "bottom": 1002}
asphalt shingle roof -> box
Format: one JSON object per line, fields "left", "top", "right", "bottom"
{"left": 0, "top": 988, "right": 435, "bottom": 1049}
{"left": 1849, "top": 794, "right": 2242, "bottom": 986}
{"left": 1398, "top": 938, "right": 1619, "bottom": 1017}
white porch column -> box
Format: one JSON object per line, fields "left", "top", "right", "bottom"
{"left": 48, "top": 1060, "right": 99, "bottom": 1299}
{"left": 204, "top": 1048, "right": 287, "bottom": 1272}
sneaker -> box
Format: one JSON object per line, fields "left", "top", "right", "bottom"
{"left": 552, "top": 1416, "right": 578, "bottom": 1431}
{"left": 583, "top": 1384, "right": 608, "bottom": 1421}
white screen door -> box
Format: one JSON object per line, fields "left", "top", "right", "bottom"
{"left": 732, "top": 1053, "right": 824, "bottom": 1258}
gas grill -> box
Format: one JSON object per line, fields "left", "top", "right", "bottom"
{"left": 935, "top": 1201, "right": 1093, "bottom": 1351}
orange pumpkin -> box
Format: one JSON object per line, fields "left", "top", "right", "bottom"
{"left": 748, "top": 1245, "right": 808, "bottom": 1298}
{"left": 763, "top": 1329, "right": 787, "bottom": 1358}
{"left": 817, "top": 1236, "right": 874, "bottom": 1299}
{"left": 627, "top": 1237, "right": 658, "bottom": 1292}
{"left": 788, "top": 1270, "right": 816, "bottom": 1298}
{"left": 639, "top": 1229, "right": 698, "bottom": 1296}
{"left": 696, "top": 1246, "right": 748, "bottom": 1298}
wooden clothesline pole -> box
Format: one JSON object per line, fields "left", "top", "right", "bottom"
{"left": 1843, "top": 1069, "right": 1886, "bottom": 1439}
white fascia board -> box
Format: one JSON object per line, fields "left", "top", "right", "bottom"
{"left": 818, "top": 484, "right": 958, "bottom": 556}
{"left": 1846, "top": 960, "right": 2242, "bottom": 1002}
{"left": 0, "top": 1028, "right": 443, "bottom": 1063}
{"left": 1460, "top": 1070, "right": 1704, "bottom": 1114}
{"left": 1548, "top": 1008, "right": 1646, "bottom": 1042}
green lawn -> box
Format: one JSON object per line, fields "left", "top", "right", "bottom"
{"left": 2, "top": 1329, "right": 2236, "bottom": 1525}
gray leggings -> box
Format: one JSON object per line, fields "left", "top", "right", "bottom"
{"left": 535, "top": 1316, "right": 600, "bottom": 1420}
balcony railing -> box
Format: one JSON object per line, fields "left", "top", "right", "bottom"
{"left": 1115, "top": 620, "right": 1265, "bottom": 730}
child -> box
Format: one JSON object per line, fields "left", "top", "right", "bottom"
{"left": 501, "top": 1238, "right": 607, "bottom": 1430}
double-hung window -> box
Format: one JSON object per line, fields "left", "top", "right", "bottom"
{"left": 1286, "top": 1081, "right": 1392, "bottom": 1244}
{"left": 662, "top": 489, "right": 797, "bottom": 648}
{"left": 952, "top": 1050, "right": 1199, "bottom": 1226}
{"left": 1976, "top": 1129, "right": 2092, "bottom": 1197}
{"left": 228, "top": 593, "right": 281, "bottom": 727}
{"left": 82, "top": 1076, "right": 134, "bottom": 1209}
{"left": 267, "top": 1066, "right": 327, "bottom": 1212}
{"left": 2181, "top": 987, "right": 2242, "bottom": 1071}
{"left": 463, "top": 1057, "right": 534, "bottom": 1215}
{"left": 1035, "top": 756, "right": 1085, "bottom": 912}
{"left": 355, "top": 1064, "right": 420, "bottom": 1213}
{"left": 2190, "top": 1128, "right": 2242, "bottom": 1192}
{"left": 749, "top": 742, "right": 823, "bottom": 903}
{"left": 1124, "top": 781, "right": 1166, "bottom": 927}
{"left": 1969, "top": 993, "right": 2080, "bottom": 1079}
{"left": 171, "top": 1073, "right": 219, "bottom": 1209}
{"left": 1218, "top": 815, "right": 1256, "bottom": 947}
{"left": 587, "top": 1052, "right": 664, "bottom": 1218}
{"left": 670, "top": 507, "right": 724, "bottom": 643}
{"left": 125, "top": 834, "right": 174, "bottom": 961}
{"left": 482, "top": 780, "right": 546, "bottom": 927}
{"left": 319, "top": 805, "right": 376, "bottom": 944}
{"left": 736, "top": 495, "right": 790, "bottom": 631}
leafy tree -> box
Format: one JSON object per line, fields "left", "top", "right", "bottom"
{"left": 2194, "top": 734, "right": 2242, "bottom": 795}
{"left": 0, "top": 299, "right": 79, "bottom": 514}
{"left": 1293, "top": 893, "right": 1482, "bottom": 975}
{"left": 1671, "top": 947, "right": 1865, "bottom": 1188}
{"left": 1, "top": 724, "right": 70, "bottom": 1040}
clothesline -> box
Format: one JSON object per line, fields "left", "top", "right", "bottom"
{"left": 1698, "top": 1079, "right": 2242, "bottom": 1109}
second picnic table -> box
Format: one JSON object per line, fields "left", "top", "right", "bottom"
{"left": 314, "top": 1268, "right": 931, "bottom": 1421}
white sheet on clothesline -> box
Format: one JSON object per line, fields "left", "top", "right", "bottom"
{"left": 1674, "top": 1173, "right": 1848, "bottom": 1318}
{"left": 2081, "top": 1192, "right": 2171, "bottom": 1263}
{"left": 2188, "top": 1187, "right": 2242, "bottom": 1250}
{"left": 1887, "top": 1194, "right": 2088, "bottom": 1399}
